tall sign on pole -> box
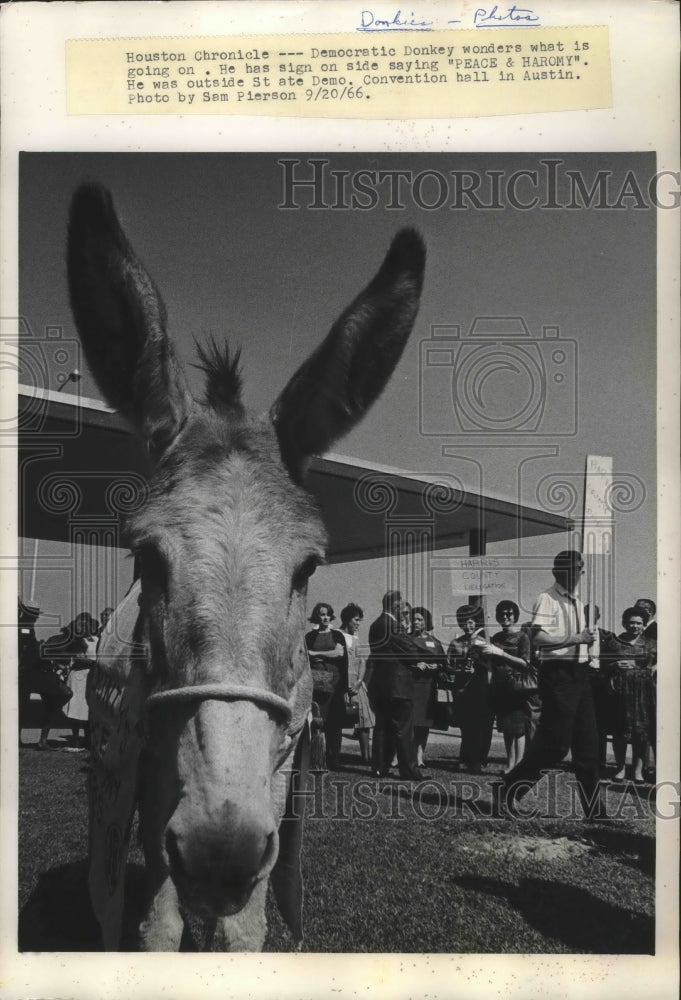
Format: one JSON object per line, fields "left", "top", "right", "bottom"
{"left": 582, "top": 455, "right": 614, "bottom": 628}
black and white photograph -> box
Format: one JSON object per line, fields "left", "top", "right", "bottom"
{"left": 1, "top": 2, "right": 678, "bottom": 999}
{"left": 13, "top": 149, "right": 664, "bottom": 948}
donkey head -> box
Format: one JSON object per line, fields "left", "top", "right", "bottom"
{"left": 68, "top": 184, "right": 425, "bottom": 919}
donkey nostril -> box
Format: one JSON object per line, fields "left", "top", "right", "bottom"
{"left": 230, "top": 817, "right": 278, "bottom": 884}
{"left": 164, "top": 809, "right": 278, "bottom": 910}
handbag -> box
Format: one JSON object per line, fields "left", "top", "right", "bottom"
{"left": 506, "top": 626, "right": 540, "bottom": 693}
{"left": 343, "top": 692, "right": 360, "bottom": 726}
{"left": 509, "top": 664, "right": 539, "bottom": 693}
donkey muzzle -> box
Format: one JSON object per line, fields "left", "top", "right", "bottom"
{"left": 165, "top": 798, "right": 279, "bottom": 917}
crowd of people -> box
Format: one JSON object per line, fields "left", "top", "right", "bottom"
{"left": 19, "top": 548, "right": 657, "bottom": 818}
{"left": 305, "top": 550, "right": 658, "bottom": 814}
{"left": 18, "top": 602, "right": 113, "bottom": 750}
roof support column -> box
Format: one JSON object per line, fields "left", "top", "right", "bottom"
{"left": 467, "top": 527, "right": 487, "bottom": 631}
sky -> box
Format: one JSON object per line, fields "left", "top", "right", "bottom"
{"left": 18, "top": 151, "right": 656, "bottom": 639}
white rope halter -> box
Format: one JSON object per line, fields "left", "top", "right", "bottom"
{"left": 144, "top": 683, "right": 294, "bottom": 723}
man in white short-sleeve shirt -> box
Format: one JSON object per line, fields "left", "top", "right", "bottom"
{"left": 532, "top": 579, "right": 588, "bottom": 663}
{"left": 500, "top": 550, "right": 608, "bottom": 821}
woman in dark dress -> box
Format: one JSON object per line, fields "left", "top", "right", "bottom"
{"left": 602, "top": 606, "right": 656, "bottom": 782}
{"left": 446, "top": 604, "right": 494, "bottom": 773}
{"left": 487, "top": 600, "right": 534, "bottom": 774}
{"left": 304, "top": 602, "right": 348, "bottom": 770}
{"left": 409, "top": 606, "right": 447, "bottom": 771}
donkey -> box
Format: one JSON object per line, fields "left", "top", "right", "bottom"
{"left": 68, "top": 183, "right": 425, "bottom": 951}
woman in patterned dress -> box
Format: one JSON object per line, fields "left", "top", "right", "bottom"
{"left": 409, "top": 606, "right": 447, "bottom": 772}
{"left": 602, "top": 606, "right": 656, "bottom": 782}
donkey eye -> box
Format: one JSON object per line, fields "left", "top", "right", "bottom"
{"left": 136, "top": 543, "right": 169, "bottom": 595}
{"left": 291, "top": 555, "right": 320, "bottom": 594}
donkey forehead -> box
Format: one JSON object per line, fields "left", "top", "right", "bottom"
{"left": 128, "top": 413, "right": 327, "bottom": 553}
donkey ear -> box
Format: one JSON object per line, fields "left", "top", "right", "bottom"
{"left": 67, "top": 183, "right": 193, "bottom": 459}
{"left": 270, "top": 229, "right": 425, "bottom": 476}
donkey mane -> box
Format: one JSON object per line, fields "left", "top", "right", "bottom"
{"left": 193, "top": 336, "right": 244, "bottom": 416}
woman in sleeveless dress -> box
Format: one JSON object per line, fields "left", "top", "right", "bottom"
{"left": 62, "top": 613, "right": 100, "bottom": 749}
{"left": 339, "top": 603, "right": 374, "bottom": 764}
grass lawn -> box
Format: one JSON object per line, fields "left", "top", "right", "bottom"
{"left": 18, "top": 731, "right": 655, "bottom": 953}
